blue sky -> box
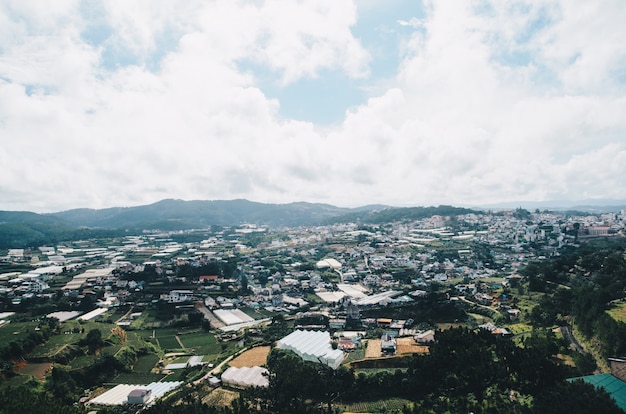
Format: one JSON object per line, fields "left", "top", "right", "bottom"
{"left": 1, "top": 0, "right": 626, "bottom": 212}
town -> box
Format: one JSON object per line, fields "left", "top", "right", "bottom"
{"left": 1, "top": 206, "right": 626, "bottom": 412}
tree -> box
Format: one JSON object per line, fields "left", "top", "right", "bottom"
{"left": 83, "top": 329, "right": 105, "bottom": 354}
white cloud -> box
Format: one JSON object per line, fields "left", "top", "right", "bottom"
{"left": 0, "top": 0, "right": 625, "bottom": 212}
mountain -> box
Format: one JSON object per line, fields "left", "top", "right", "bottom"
{"left": 49, "top": 199, "right": 357, "bottom": 229}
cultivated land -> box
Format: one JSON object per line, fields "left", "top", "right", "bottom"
{"left": 229, "top": 345, "right": 271, "bottom": 368}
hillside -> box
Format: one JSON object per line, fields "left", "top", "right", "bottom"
{"left": 0, "top": 199, "right": 487, "bottom": 248}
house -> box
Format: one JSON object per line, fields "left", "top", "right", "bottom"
{"left": 199, "top": 275, "right": 219, "bottom": 283}
{"left": 338, "top": 336, "right": 357, "bottom": 351}
{"left": 381, "top": 333, "right": 397, "bottom": 355}
{"left": 414, "top": 330, "right": 435, "bottom": 344}
{"left": 329, "top": 318, "right": 346, "bottom": 330}
{"left": 127, "top": 388, "right": 151, "bottom": 405}
{"left": 162, "top": 290, "right": 194, "bottom": 303}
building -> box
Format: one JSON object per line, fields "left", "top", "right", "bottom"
{"left": 381, "top": 333, "right": 397, "bottom": 355}
{"left": 127, "top": 389, "right": 151, "bottom": 405}
{"left": 277, "top": 330, "right": 345, "bottom": 369}
{"left": 221, "top": 366, "right": 269, "bottom": 388}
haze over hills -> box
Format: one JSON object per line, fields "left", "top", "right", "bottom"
{"left": 475, "top": 199, "right": 626, "bottom": 213}
{"left": 1, "top": 198, "right": 625, "bottom": 249}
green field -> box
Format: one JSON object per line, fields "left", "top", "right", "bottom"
{"left": 0, "top": 321, "right": 39, "bottom": 343}
{"left": 157, "top": 336, "right": 181, "bottom": 351}
{"left": 178, "top": 332, "right": 221, "bottom": 354}
{"left": 133, "top": 354, "right": 159, "bottom": 373}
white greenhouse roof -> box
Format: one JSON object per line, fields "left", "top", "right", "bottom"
{"left": 221, "top": 366, "right": 269, "bottom": 388}
{"left": 88, "top": 381, "right": 182, "bottom": 406}
{"left": 79, "top": 307, "right": 108, "bottom": 321}
{"left": 213, "top": 308, "right": 255, "bottom": 325}
{"left": 46, "top": 311, "right": 82, "bottom": 322}
{"left": 355, "top": 290, "right": 402, "bottom": 306}
{"left": 337, "top": 283, "right": 368, "bottom": 299}
{"left": 277, "top": 330, "right": 344, "bottom": 369}
{"left": 315, "top": 291, "right": 347, "bottom": 303}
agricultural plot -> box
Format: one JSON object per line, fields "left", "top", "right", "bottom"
{"left": 178, "top": 332, "right": 220, "bottom": 355}
{"left": 229, "top": 346, "right": 270, "bottom": 368}
{"left": 340, "top": 398, "right": 412, "bottom": 413}
{"left": 364, "top": 338, "right": 428, "bottom": 359}
{"left": 157, "top": 335, "right": 182, "bottom": 351}
{"left": 16, "top": 362, "right": 52, "bottom": 380}
{"left": 134, "top": 354, "right": 160, "bottom": 373}
{"left": 202, "top": 388, "right": 239, "bottom": 408}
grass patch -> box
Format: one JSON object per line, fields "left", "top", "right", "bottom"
{"left": 109, "top": 372, "right": 166, "bottom": 384}
{"left": 607, "top": 301, "right": 626, "bottom": 323}
{"left": 343, "top": 348, "right": 366, "bottom": 364}
{"left": 0, "top": 321, "right": 39, "bottom": 343}
{"left": 506, "top": 323, "right": 534, "bottom": 335}
{"left": 467, "top": 312, "right": 493, "bottom": 325}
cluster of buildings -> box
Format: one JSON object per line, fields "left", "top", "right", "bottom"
{"left": 1, "top": 208, "right": 625, "bottom": 341}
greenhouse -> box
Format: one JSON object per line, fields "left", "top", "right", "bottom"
{"left": 276, "top": 329, "right": 344, "bottom": 369}
{"left": 221, "top": 366, "right": 269, "bottom": 388}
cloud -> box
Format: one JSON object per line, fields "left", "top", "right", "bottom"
{"left": 0, "top": 0, "right": 625, "bottom": 212}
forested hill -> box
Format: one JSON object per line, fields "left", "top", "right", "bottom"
{"left": 0, "top": 200, "right": 481, "bottom": 248}
{"left": 49, "top": 199, "right": 355, "bottom": 229}
{"left": 522, "top": 238, "right": 626, "bottom": 359}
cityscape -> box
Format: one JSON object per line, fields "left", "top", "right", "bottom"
{"left": 2, "top": 202, "right": 626, "bottom": 412}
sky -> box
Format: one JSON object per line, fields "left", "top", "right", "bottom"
{"left": 1, "top": 0, "right": 626, "bottom": 213}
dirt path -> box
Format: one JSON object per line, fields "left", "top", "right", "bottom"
{"left": 175, "top": 335, "right": 186, "bottom": 350}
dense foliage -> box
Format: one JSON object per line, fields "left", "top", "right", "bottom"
{"left": 525, "top": 238, "right": 626, "bottom": 358}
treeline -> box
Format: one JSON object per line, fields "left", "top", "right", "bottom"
{"left": 361, "top": 292, "right": 467, "bottom": 325}
{"left": 523, "top": 238, "right": 626, "bottom": 358}
{"left": 0, "top": 317, "right": 59, "bottom": 377}
{"left": 0, "top": 222, "right": 127, "bottom": 249}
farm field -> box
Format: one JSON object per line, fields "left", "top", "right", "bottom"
{"left": 134, "top": 354, "right": 159, "bottom": 373}
{"left": 339, "top": 397, "right": 412, "bottom": 413}
{"left": 16, "top": 362, "right": 52, "bottom": 380}
{"left": 203, "top": 388, "right": 239, "bottom": 407}
{"left": 364, "top": 338, "right": 428, "bottom": 359}
{"left": 0, "top": 321, "right": 39, "bottom": 343}
{"left": 229, "top": 346, "right": 270, "bottom": 368}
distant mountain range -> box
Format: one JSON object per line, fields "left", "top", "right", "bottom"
{"left": 1, "top": 198, "right": 625, "bottom": 249}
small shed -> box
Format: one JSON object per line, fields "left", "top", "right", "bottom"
{"left": 127, "top": 388, "right": 151, "bottom": 405}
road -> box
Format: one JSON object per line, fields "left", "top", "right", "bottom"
{"left": 561, "top": 325, "right": 584, "bottom": 353}
{"left": 194, "top": 354, "right": 235, "bottom": 385}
